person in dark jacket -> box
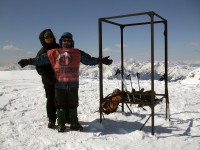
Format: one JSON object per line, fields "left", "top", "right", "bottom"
{"left": 36, "top": 29, "right": 60, "bottom": 129}
{"left": 18, "top": 32, "right": 112, "bottom": 132}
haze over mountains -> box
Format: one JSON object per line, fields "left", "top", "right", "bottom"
{"left": 0, "top": 59, "right": 199, "bottom": 82}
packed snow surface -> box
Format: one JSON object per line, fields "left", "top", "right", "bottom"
{"left": 0, "top": 68, "right": 200, "bottom": 150}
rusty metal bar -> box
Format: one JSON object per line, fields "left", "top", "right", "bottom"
{"left": 164, "top": 20, "right": 170, "bottom": 121}
{"left": 140, "top": 114, "right": 152, "bottom": 130}
{"left": 124, "top": 21, "right": 164, "bottom": 27}
{"left": 102, "top": 19, "right": 122, "bottom": 26}
{"left": 120, "top": 26, "right": 125, "bottom": 112}
{"left": 153, "top": 12, "right": 167, "bottom": 21}
{"left": 102, "top": 11, "right": 154, "bottom": 20}
{"left": 150, "top": 12, "right": 155, "bottom": 135}
{"left": 98, "top": 18, "right": 103, "bottom": 123}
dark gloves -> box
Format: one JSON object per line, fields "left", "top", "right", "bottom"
{"left": 101, "top": 56, "right": 113, "bottom": 65}
{"left": 18, "top": 59, "right": 32, "bottom": 68}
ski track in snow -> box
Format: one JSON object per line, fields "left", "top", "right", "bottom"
{"left": 0, "top": 70, "right": 200, "bottom": 150}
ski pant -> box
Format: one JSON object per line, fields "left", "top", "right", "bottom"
{"left": 55, "top": 88, "right": 79, "bottom": 125}
{"left": 44, "top": 85, "right": 56, "bottom": 122}
{"left": 55, "top": 88, "right": 79, "bottom": 109}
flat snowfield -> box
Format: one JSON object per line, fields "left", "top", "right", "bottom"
{"left": 0, "top": 70, "right": 200, "bottom": 150}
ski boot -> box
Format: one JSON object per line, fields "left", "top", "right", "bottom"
{"left": 65, "top": 107, "right": 71, "bottom": 124}
{"left": 48, "top": 118, "right": 56, "bottom": 129}
{"left": 70, "top": 122, "right": 83, "bottom": 131}
{"left": 58, "top": 124, "right": 66, "bottom": 132}
{"left": 69, "top": 108, "right": 83, "bottom": 131}
{"left": 48, "top": 121, "right": 55, "bottom": 129}
{"left": 57, "top": 108, "right": 66, "bottom": 132}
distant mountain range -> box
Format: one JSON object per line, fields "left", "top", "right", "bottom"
{"left": 79, "top": 59, "right": 200, "bottom": 81}
{"left": 0, "top": 63, "right": 35, "bottom": 71}
{"left": 1, "top": 59, "right": 199, "bottom": 82}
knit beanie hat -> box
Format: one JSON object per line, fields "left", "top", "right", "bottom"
{"left": 59, "top": 32, "right": 74, "bottom": 48}
{"left": 61, "top": 32, "right": 73, "bottom": 39}
{"left": 44, "top": 31, "right": 53, "bottom": 38}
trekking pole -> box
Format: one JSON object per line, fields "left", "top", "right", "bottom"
{"left": 115, "top": 69, "right": 127, "bottom": 91}
{"left": 136, "top": 72, "right": 143, "bottom": 108}
{"left": 126, "top": 74, "right": 133, "bottom": 90}
{"left": 115, "top": 69, "right": 131, "bottom": 102}
{"left": 115, "top": 69, "right": 121, "bottom": 76}
{"left": 126, "top": 74, "right": 136, "bottom": 104}
{"left": 136, "top": 72, "right": 140, "bottom": 91}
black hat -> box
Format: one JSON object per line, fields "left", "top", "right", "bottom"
{"left": 44, "top": 31, "right": 53, "bottom": 38}
{"left": 59, "top": 32, "right": 74, "bottom": 48}
{"left": 61, "top": 32, "right": 73, "bottom": 39}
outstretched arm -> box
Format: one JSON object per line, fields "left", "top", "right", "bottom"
{"left": 80, "top": 50, "right": 112, "bottom": 66}
{"left": 18, "top": 54, "right": 50, "bottom": 68}
{"left": 80, "top": 52, "right": 99, "bottom": 65}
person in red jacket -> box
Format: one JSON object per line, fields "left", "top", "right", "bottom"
{"left": 18, "top": 32, "right": 112, "bottom": 132}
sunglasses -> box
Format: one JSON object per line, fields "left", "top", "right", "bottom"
{"left": 62, "top": 39, "right": 72, "bottom": 42}
{"left": 44, "top": 36, "right": 53, "bottom": 39}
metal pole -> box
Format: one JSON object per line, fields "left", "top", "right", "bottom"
{"left": 98, "top": 18, "right": 103, "bottom": 123}
{"left": 120, "top": 26, "right": 125, "bottom": 112}
{"left": 164, "top": 21, "right": 170, "bottom": 121}
{"left": 150, "top": 12, "right": 155, "bottom": 135}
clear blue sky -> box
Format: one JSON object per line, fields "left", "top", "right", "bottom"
{"left": 0, "top": 0, "right": 200, "bottom": 65}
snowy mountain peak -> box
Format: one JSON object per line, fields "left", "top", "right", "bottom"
{"left": 1, "top": 60, "right": 200, "bottom": 82}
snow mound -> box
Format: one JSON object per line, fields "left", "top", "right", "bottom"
{"left": 181, "top": 68, "right": 200, "bottom": 84}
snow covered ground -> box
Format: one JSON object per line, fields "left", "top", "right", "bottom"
{"left": 0, "top": 69, "right": 200, "bottom": 150}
